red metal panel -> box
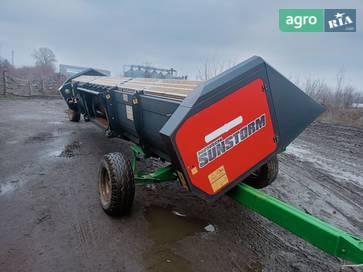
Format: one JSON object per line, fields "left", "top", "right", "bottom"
{"left": 175, "top": 78, "right": 277, "bottom": 196}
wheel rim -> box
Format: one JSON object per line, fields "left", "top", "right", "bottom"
{"left": 99, "top": 168, "right": 112, "bottom": 207}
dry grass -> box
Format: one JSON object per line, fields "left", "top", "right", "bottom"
{"left": 319, "top": 107, "right": 363, "bottom": 128}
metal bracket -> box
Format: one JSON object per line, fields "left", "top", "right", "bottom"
{"left": 130, "top": 144, "right": 176, "bottom": 184}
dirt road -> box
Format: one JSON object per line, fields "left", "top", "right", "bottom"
{"left": 0, "top": 97, "right": 362, "bottom": 271}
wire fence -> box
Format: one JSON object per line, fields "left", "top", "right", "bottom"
{"left": 0, "top": 70, "right": 65, "bottom": 97}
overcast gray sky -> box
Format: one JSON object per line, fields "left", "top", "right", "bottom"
{"left": 1, "top": 0, "right": 362, "bottom": 91}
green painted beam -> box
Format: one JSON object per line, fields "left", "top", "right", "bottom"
{"left": 130, "top": 144, "right": 176, "bottom": 184}
{"left": 134, "top": 165, "right": 176, "bottom": 184}
{"left": 228, "top": 183, "right": 363, "bottom": 264}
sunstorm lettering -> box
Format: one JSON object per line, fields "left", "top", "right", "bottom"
{"left": 197, "top": 114, "right": 266, "bottom": 168}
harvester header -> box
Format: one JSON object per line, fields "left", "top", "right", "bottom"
{"left": 59, "top": 57, "right": 363, "bottom": 264}
{"left": 59, "top": 56, "right": 324, "bottom": 200}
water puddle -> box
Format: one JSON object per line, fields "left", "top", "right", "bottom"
{"left": 5, "top": 140, "right": 19, "bottom": 145}
{"left": 47, "top": 121, "right": 63, "bottom": 125}
{"left": 42, "top": 141, "right": 81, "bottom": 159}
{"left": 143, "top": 205, "right": 212, "bottom": 272}
{"left": 0, "top": 179, "right": 20, "bottom": 196}
{"left": 24, "top": 132, "right": 55, "bottom": 144}
{"left": 47, "top": 150, "right": 63, "bottom": 157}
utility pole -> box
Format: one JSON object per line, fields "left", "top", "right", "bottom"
{"left": 11, "top": 50, "right": 14, "bottom": 66}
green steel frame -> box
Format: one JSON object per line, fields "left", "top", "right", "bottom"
{"left": 229, "top": 183, "right": 363, "bottom": 264}
{"left": 131, "top": 144, "right": 176, "bottom": 184}
{"left": 130, "top": 144, "right": 363, "bottom": 264}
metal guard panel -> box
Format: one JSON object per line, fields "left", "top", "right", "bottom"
{"left": 175, "top": 78, "right": 277, "bottom": 196}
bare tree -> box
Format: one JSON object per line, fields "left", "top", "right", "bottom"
{"left": 32, "top": 48, "right": 56, "bottom": 67}
{"left": 341, "top": 85, "right": 355, "bottom": 108}
{"left": 301, "top": 77, "right": 332, "bottom": 105}
{"left": 196, "top": 58, "right": 236, "bottom": 80}
{"left": 355, "top": 92, "right": 362, "bottom": 104}
{"left": 32, "top": 48, "right": 57, "bottom": 78}
{"left": 299, "top": 70, "right": 360, "bottom": 109}
{"left": 331, "top": 70, "right": 357, "bottom": 108}
{"left": 334, "top": 70, "right": 345, "bottom": 107}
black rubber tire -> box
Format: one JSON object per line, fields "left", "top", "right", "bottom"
{"left": 243, "top": 157, "right": 279, "bottom": 189}
{"left": 68, "top": 109, "right": 80, "bottom": 122}
{"left": 98, "top": 152, "right": 135, "bottom": 216}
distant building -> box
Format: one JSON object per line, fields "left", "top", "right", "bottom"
{"left": 59, "top": 64, "right": 111, "bottom": 77}
{"left": 123, "top": 65, "right": 187, "bottom": 80}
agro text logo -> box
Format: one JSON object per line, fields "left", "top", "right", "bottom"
{"left": 279, "top": 9, "right": 356, "bottom": 32}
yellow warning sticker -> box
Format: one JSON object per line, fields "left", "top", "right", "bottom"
{"left": 191, "top": 167, "right": 198, "bottom": 175}
{"left": 208, "top": 165, "right": 229, "bottom": 192}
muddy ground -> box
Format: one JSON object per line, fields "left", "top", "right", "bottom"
{"left": 0, "top": 97, "right": 362, "bottom": 272}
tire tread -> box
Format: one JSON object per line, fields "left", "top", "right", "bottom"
{"left": 99, "top": 152, "right": 135, "bottom": 216}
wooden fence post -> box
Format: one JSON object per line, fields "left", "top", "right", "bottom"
{"left": 28, "top": 80, "right": 32, "bottom": 96}
{"left": 2, "top": 70, "right": 7, "bottom": 96}
{"left": 41, "top": 79, "right": 45, "bottom": 93}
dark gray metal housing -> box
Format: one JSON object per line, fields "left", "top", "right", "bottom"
{"left": 59, "top": 56, "right": 324, "bottom": 200}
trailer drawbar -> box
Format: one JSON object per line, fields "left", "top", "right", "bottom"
{"left": 58, "top": 56, "right": 363, "bottom": 265}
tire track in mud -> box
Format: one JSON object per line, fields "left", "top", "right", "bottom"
{"left": 277, "top": 154, "right": 363, "bottom": 236}
{"left": 301, "top": 122, "right": 363, "bottom": 162}
{"left": 280, "top": 154, "right": 363, "bottom": 210}
{"left": 65, "top": 182, "right": 102, "bottom": 259}
{"left": 46, "top": 166, "right": 102, "bottom": 260}
{"left": 235, "top": 208, "right": 338, "bottom": 271}
{"left": 72, "top": 217, "right": 98, "bottom": 258}
{"left": 280, "top": 122, "right": 363, "bottom": 236}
